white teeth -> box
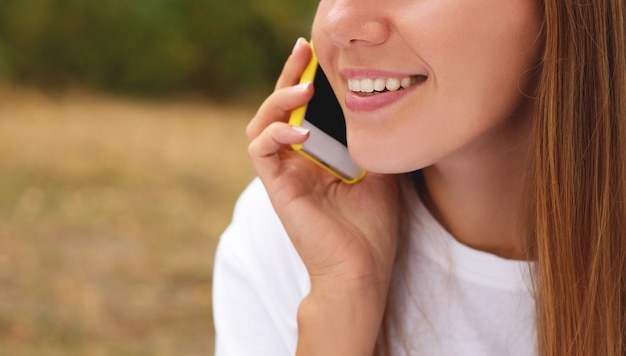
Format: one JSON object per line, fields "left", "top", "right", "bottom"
{"left": 348, "top": 79, "right": 360, "bottom": 92}
{"left": 401, "top": 77, "right": 412, "bottom": 88}
{"left": 386, "top": 78, "right": 401, "bottom": 91}
{"left": 374, "top": 78, "right": 386, "bottom": 92}
{"left": 347, "top": 75, "right": 423, "bottom": 93}
{"left": 360, "top": 79, "right": 374, "bottom": 93}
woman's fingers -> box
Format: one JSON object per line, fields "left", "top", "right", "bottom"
{"left": 246, "top": 81, "right": 313, "bottom": 141}
{"left": 245, "top": 37, "right": 316, "bottom": 185}
{"left": 249, "top": 122, "right": 309, "bottom": 158}
{"left": 248, "top": 122, "right": 310, "bottom": 178}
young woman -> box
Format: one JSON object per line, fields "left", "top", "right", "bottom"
{"left": 213, "top": 0, "right": 626, "bottom": 354}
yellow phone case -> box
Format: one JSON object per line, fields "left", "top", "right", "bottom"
{"left": 288, "top": 45, "right": 366, "bottom": 184}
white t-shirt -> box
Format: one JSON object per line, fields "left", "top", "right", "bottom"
{"left": 213, "top": 178, "right": 537, "bottom": 355}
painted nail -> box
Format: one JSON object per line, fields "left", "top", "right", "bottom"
{"left": 292, "top": 37, "right": 304, "bottom": 54}
{"left": 291, "top": 126, "right": 310, "bottom": 135}
{"left": 294, "top": 82, "right": 312, "bottom": 91}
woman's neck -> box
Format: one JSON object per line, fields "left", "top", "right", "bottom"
{"left": 418, "top": 112, "right": 533, "bottom": 260}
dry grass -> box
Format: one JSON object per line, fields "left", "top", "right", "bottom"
{"left": 0, "top": 86, "right": 256, "bottom": 355}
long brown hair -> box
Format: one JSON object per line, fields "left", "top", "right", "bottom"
{"left": 528, "top": 0, "right": 626, "bottom": 352}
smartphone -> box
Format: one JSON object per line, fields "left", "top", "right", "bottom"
{"left": 289, "top": 46, "right": 366, "bottom": 184}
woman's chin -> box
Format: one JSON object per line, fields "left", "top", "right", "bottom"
{"left": 348, "top": 143, "right": 438, "bottom": 175}
{"left": 350, "top": 150, "right": 414, "bottom": 175}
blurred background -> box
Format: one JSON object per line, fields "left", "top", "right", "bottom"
{"left": 0, "top": 0, "right": 317, "bottom": 354}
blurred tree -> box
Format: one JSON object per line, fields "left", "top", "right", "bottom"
{"left": 0, "top": 0, "right": 319, "bottom": 99}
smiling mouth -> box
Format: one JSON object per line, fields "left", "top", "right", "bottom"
{"left": 347, "top": 75, "right": 427, "bottom": 95}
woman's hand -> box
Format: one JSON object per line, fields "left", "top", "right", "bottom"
{"left": 247, "top": 38, "right": 401, "bottom": 355}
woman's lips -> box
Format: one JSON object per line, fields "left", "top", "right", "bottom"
{"left": 344, "top": 74, "right": 427, "bottom": 113}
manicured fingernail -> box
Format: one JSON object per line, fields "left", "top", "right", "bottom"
{"left": 291, "top": 126, "right": 310, "bottom": 135}
{"left": 294, "top": 82, "right": 312, "bottom": 91}
{"left": 292, "top": 37, "right": 305, "bottom": 54}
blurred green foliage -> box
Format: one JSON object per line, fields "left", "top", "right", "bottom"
{"left": 0, "top": 0, "right": 319, "bottom": 98}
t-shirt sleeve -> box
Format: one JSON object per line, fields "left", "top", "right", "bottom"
{"left": 213, "top": 178, "right": 310, "bottom": 356}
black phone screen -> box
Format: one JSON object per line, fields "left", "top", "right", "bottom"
{"left": 304, "top": 65, "right": 347, "bottom": 146}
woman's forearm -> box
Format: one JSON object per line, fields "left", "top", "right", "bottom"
{"left": 296, "top": 284, "right": 388, "bottom": 356}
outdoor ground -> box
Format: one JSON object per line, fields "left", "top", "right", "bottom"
{"left": 0, "top": 85, "right": 256, "bottom": 355}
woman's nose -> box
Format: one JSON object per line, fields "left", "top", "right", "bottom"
{"left": 321, "top": 0, "right": 390, "bottom": 49}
